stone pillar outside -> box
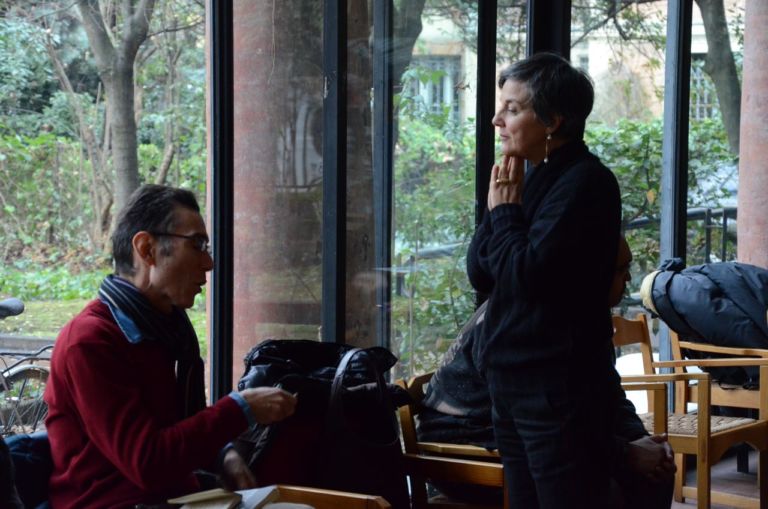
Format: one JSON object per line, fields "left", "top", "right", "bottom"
{"left": 736, "top": 0, "right": 768, "bottom": 268}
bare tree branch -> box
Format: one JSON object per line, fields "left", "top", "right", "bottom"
{"left": 123, "top": 0, "right": 156, "bottom": 59}
{"left": 154, "top": 142, "right": 176, "bottom": 185}
{"left": 76, "top": 0, "right": 117, "bottom": 79}
{"left": 147, "top": 17, "right": 203, "bottom": 38}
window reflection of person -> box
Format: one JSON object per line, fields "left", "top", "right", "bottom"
{"left": 467, "top": 53, "right": 622, "bottom": 508}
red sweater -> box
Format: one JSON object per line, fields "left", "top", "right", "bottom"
{"left": 44, "top": 300, "right": 247, "bottom": 509}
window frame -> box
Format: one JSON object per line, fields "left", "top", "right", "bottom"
{"left": 208, "top": 0, "right": 693, "bottom": 401}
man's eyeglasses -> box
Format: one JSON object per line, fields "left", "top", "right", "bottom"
{"left": 150, "top": 232, "right": 211, "bottom": 255}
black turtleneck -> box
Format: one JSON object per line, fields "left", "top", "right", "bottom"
{"left": 467, "top": 140, "right": 621, "bottom": 377}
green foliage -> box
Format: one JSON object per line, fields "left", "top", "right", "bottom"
{"left": 393, "top": 102, "right": 737, "bottom": 376}
{"left": 0, "top": 263, "right": 109, "bottom": 301}
{"left": 0, "top": 131, "right": 107, "bottom": 264}
{"left": 0, "top": 1, "right": 208, "bottom": 266}
{"left": 0, "top": 18, "right": 55, "bottom": 128}
{"left": 392, "top": 72, "right": 478, "bottom": 377}
{"left": 587, "top": 116, "right": 737, "bottom": 278}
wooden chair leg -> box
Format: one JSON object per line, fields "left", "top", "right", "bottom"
{"left": 696, "top": 453, "right": 710, "bottom": 509}
{"left": 759, "top": 450, "right": 767, "bottom": 509}
{"left": 736, "top": 444, "right": 751, "bottom": 473}
{"left": 674, "top": 453, "right": 686, "bottom": 503}
{"left": 409, "top": 475, "right": 428, "bottom": 509}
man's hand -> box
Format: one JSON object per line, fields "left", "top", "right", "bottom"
{"left": 626, "top": 433, "right": 676, "bottom": 483}
{"left": 239, "top": 387, "right": 297, "bottom": 424}
{"left": 220, "top": 448, "right": 257, "bottom": 491}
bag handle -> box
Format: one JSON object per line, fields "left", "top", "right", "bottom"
{"left": 326, "top": 348, "right": 389, "bottom": 432}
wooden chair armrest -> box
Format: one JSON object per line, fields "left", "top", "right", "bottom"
{"left": 654, "top": 358, "right": 768, "bottom": 369}
{"left": 402, "top": 453, "right": 504, "bottom": 487}
{"left": 677, "top": 340, "right": 768, "bottom": 358}
{"left": 621, "top": 373, "right": 710, "bottom": 384}
{"left": 418, "top": 442, "right": 501, "bottom": 460}
{"left": 620, "top": 380, "right": 668, "bottom": 392}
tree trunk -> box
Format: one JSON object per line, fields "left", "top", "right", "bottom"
{"left": 76, "top": 0, "right": 156, "bottom": 216}
{"left": 109, "top": 59, "right": 141, "bottom": 214}
{"left": 695, "top": 0, "right": 741, "bottom": 153}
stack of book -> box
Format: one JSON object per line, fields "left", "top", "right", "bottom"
{"left": 168, "top": 486, "right": 313, "bottom": 509}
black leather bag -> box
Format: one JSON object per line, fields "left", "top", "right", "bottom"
{"left": 313, "top": 348, "right": 409, "bottom": 509}
{"left": 234, "top": 341, "right": 410, "bottom": 509}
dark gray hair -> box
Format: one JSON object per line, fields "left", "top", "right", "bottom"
{"left": 498, "top": 52, "right": 594, "bottom": 140}
{"left": 111, "top": 184, "right": 200, "bottom": 276}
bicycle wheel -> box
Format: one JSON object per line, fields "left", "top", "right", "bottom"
{"left": 0, "top": 365, "right": 49, "bottom": 436}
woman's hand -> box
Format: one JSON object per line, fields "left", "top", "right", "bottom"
{"left": 488, "top": 155, "right": 524, "bottom": 210}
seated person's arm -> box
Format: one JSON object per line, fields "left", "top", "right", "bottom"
{"left": 63, "top": 341, "right": 293, "bottom": 492}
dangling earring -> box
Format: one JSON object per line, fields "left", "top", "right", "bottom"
{"left": 544, "top": 133, "right": 552, "bottom": 164}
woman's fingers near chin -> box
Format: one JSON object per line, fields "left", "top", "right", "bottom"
{"left": 507, "top": 158, "right": 521, "bottom": 182}
{"left": 502, "top": 155, "right": 511, "bottom": 171}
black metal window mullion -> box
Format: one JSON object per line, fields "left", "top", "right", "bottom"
{"left": 527, "top": 0, "right": 571, "bottom": 58}
{"left": 658, "top": 0, "right": 693, "bottom": 374}
{"left": 373, "top": 0, "right": 394, "bottom": 350}
{"left": 524, "top": 1, "right": 571, "bottom": 176}
{"left": 209, "top": 0, "right": 235, "bottom": 401}
{"left": 474, "top": 0, "right": 497, "bottom": 238}
{"left": 661, "top": 0, "right": 692, "bottom": 263}
{"left": 322, "top": 0, "right": 348, "bottom": 344}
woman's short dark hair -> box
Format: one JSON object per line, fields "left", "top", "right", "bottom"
{"left": 111, "top": 184, "right": 200, "bottom": 276}
{"left": 498, "top": 52, "right": 594, "bottom": 140}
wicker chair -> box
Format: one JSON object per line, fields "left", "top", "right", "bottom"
{"left": 613, "top": 313, "right": 768, "bottom": 509}
{"left": 395, "top": 370, "right": 669, "bottom": 509}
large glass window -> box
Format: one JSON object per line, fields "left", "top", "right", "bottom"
{"left": 230, "top": 0, "right": 324, "bottom": 383}
{"left": 572, "top": 0, "right": 668, "bottom": 295}
{"left": 571, "top": 1, "right": 745, "bottom": 412}
{"left": 571, "top": 0, "right": 668, "bottom": 411}
{"left": 0, "top": 1, "right": 207, "bottom": 363}
{"left": 390, "top": 3, "right": 480, "bottom": 379}
{"left": 390, "top": 2, "right": 526, "bottom": 379}
{"left": 686, "top": 0, "right": 742, "bottom": 264}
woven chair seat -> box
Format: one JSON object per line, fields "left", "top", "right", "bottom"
{"left": 639, "top": 412, "right": 757, "bottom": 435}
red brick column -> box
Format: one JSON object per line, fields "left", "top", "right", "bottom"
{"left": 737, "top": 0, "right": 768, "bottom": 267}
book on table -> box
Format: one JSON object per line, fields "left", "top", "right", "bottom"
{"left": 168, "top": 486, "right": 280, "bottom": 509}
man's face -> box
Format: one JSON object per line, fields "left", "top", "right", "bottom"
{"left": 492, "top": 79, "right": 550, "bottom": 163}
{"left": 148, "top": 206, "right": 214, "bottom": 311}
{"left": 609, "top": 238, "right": 632, "bottom": 308}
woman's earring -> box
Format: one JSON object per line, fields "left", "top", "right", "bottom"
{"left": 544, "top": 133, "right": 552, "bottom": 163}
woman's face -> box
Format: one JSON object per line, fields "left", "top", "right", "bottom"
{"left": 492, "top": 79, "right": 550, "bottom": 164}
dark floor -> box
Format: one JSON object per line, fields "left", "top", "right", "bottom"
{"left": 670, "top": 449, "right": 760, "bottom": 508}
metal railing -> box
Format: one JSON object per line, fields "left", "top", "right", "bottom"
{"left": 625, "top": 206, "right": 737, "bottom": 263}
{"left": 393, "top": 206, "right": 738, "bottom": 295}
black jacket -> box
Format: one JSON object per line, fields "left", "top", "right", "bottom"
{"left": 468, "top": 140, "right": 622, "bottom": 377}
{"left": 644, "top": 259, "right": 768, "bottom": 385}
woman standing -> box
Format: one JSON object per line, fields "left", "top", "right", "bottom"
{"left": 468, "top": 53, "right": 621, "bottom": 508}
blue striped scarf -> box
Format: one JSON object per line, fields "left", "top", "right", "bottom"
{"left": 99, "top": 274, "right": 206, "bottom": 418}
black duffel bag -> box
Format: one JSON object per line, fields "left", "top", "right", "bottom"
{"left": 233, "top": 340, "right": 410, "bottom": 509}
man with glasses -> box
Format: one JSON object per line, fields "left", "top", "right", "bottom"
{"left": 44, "top": 185, "right": 296, "bottom": 508}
